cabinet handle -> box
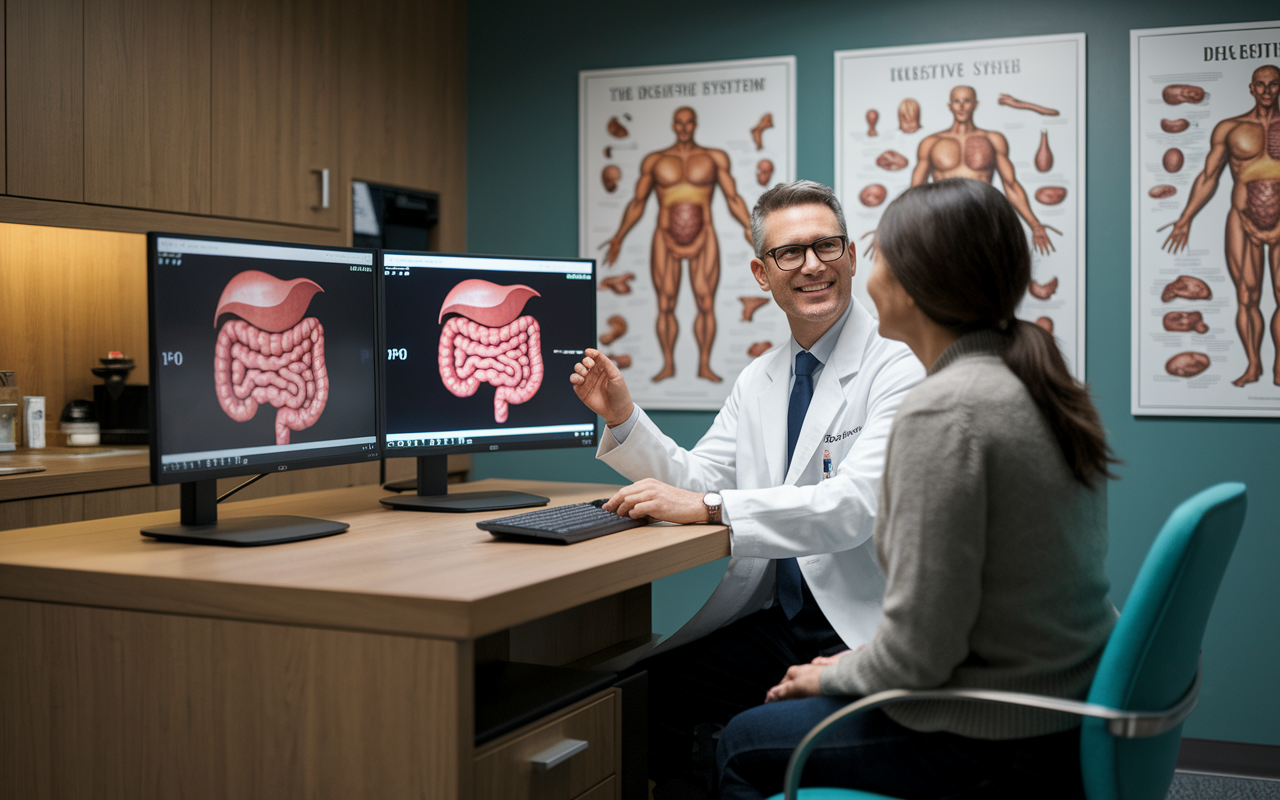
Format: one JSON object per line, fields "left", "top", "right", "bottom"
{"left": 529, "top": 738, "right": 589, "bottom": 771}
{"left": 312, "top": 168, "right": 330, "bottom": 210}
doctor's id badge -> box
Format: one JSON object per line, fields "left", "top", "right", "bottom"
{"left": 823, "top": 449, "right": 833, "bottom": 480}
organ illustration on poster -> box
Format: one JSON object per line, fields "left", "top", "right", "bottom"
{"left": 580, "top": 57, "right": 796, "bottom": 411}
{"left": 835, "top": 34, "right": 1087, "bottom": 377}
{"left": 1131, "top": 20, "right": 1280, "bottom": 417}
{"left": 436, "top": 279, "right": 544, "bottom": 423}
{"left": 214, "top": 271, "right": 329, "bottom": 445}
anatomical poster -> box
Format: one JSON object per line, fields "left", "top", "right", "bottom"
{"left": 580, "top": 56, "right": 796, "bottom": 411}
{"left": 1131, "top": 21, "right": 1280, "bottom": 417}
{"left": 835, "top": 34, "right": 1087, "bottom": 377}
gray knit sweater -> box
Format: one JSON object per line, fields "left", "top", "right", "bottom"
{"left": 818, "top": 330, "right": 1117, "bottom": 739}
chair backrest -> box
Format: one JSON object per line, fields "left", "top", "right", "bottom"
{"left": 1080, "top": 482, "right": 1247, "bottom": 800}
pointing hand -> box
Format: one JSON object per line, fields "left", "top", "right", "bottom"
{"left": 570, "top": 348, "right": 634, "bottom": 427}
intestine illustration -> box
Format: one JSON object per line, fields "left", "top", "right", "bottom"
{"left": 437, "top": 279, "right": 543, "bottom": 423}
{"left": 213, "top": 271, "right": 328, "bottom": 446}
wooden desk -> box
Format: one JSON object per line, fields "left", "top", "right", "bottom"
{"left": 0, "top": 447, "right": 469, "bottom": 530}
{"left": 0, "top": 479, "right": 730, "bottom": 799}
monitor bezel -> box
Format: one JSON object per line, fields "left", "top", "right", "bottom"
{"left": 147, "top": 232, "right": 383, "bottom": 487}
{"left": 378, "top": 249, "right": 600, "bottom": 459}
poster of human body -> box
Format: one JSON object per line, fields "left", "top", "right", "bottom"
{"left": 835, "top": 34, "right": 1086, "bottom": 376}
{"left": 580, "top": 57, "right": 795, "bottom": 411}
{"left": 1131, "top": 21, "right": 1280, "bottom": 417}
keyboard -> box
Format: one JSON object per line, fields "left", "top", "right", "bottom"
{"left": 477, "top": 499, "right": 648, "bottom": 544}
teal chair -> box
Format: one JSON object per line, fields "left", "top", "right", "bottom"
{"left": 770, "top": 482, "right": 1248, "bottom": 800}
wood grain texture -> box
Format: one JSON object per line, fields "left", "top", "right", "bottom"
{"left": 0, "top": 494, "right": 84, "bottom": 530}
{"left": 81, "top": 484, "right": 158, "bottom": 520}
{"left": 0, "top": 224, "right": 144, "bottom": 445}
{"left": 0, "top": 196, "right": 347, "bottom": 244}
{"left": 0, "top": 448, "right": 403, "bottom": 527}
{"left": 509, "top": 586, "right": 650, "bottom": 667}
{"left": 1, "top": 3, "right": 6, "bottom": 193}
{"left": 340, "top": 0, "right": 467, "bottom": 251}
{"left": 474, "top": 690, "right": 619, "bottom": 800}
{"left": 211, "top": 0, "right": 340, "bottom": 228}
{"left": 0, "top": 447, "right": 151, "bottom": 502}
{"left": 0, "top": 598, "right": 469, "bottom": 799}
{"left": 0, "top": 480, "right": 731, "bottom": 638}
{"left": 575, "top": 776, "right": 618, "bottom": 800}
{"left": 5, "top": 0, "right": 83, "bottom": 201}
{"left": 84, "top": 0, "right": 212, "bottom": 213}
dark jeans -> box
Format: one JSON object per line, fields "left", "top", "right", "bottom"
{"left": 640, "top": 600, "right": 846, "bottom": 789}
{"left": 717, "top": 695, "right": 1086, "bottom": 800}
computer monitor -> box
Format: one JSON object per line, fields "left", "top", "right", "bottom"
{"left": 144, "top": 233, "right": 381, "bottom": 545}
{"left": 380, "top": 250, "right": 598, "bottom": 512}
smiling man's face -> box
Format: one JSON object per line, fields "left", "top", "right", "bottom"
{"left": 750, "top": 203, "right": 853, "bottom": 349}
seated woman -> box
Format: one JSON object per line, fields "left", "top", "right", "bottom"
{"left": 715, "top": 178, "right": 1118, "bottom": 800}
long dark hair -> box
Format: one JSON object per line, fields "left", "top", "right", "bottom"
{"left": 876, "top": 178, "right": 1117, "bottom": 487}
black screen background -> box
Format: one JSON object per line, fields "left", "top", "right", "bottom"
{"left": 152, "top": 250, "right": 378, "bottom": 457}
{"left": 383, "top": 263, "right": 597, "bottom": 435}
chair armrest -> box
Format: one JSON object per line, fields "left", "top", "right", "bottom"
{"left": 782, "top": 665, "right": 1199, "bottom": 800}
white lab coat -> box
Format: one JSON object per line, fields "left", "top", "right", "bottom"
{"left": 597, "top": 298, "right": 924, "bottom": 655}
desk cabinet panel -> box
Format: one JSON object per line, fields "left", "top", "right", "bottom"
{"left": 0, "top": 599, "right": 470, "bottom": 799}
{"left": 474, "top": 690, "right": 621, "bottom": 800}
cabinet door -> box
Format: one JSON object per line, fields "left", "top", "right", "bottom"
{"left": 341, "top": 0, "right": 467, "bottom": 251}
{"left": 84, "top": 0, "right": 211, "bottom": 214}
{"left": 211, "top": 0, "right": 339, "bottom": 228}
{"left": 6, "top": 0, "right": 83, "bottom": 202}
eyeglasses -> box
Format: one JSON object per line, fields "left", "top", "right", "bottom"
{"left": 764, "top": 236, "right": 848, "bottom": 271}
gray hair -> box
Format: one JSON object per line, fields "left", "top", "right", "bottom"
{"left": 749, "top": 180, "right": 848, "bottom": 258}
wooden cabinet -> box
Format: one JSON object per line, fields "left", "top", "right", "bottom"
{"left": 341, "top": 0, "right": 467, "bottom": 250}
{"left": 0, "top": 0, "right": 463, "bottom": 243}
{"left": 211, "top": 0, "right": 340, "bottom": 229}
{"left": 6, "top": 0, "right": 83, "bottom": 202}
{"left": 475, "top": 691, "right": 621, "bottom": 800}
{"left": 84, "top": 0, "right": 211, "bottom": 213}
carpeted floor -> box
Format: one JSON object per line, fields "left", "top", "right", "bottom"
{"left": 1169, "top": 773, "right": 1280, "bottom": 799}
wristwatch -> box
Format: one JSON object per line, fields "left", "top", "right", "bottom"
{"left": 703, "top": 492, "right": 723, "bottom": 524}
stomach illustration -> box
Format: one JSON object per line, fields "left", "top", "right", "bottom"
{"left": 213, "top": 270, "right": 328, "bottom": 445}
{"left": 437, "top": 279, "right": 543, "bottom": 423}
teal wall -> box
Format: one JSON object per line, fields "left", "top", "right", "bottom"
{"left": 466, "top": 0, "right": 1280, "bottom": 746}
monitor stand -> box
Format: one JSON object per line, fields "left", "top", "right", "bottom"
{"left": 379, "top": 455, "right": 548, "bottom": 513}
{"left": 140, "top": 480, "right": 349, "bottom": 546}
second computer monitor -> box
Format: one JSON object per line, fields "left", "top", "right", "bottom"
{"left": 381, "top": 251, "right": 598, "bottom": 510}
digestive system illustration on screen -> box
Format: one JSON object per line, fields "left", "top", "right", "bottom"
{"left": 438, "top": 280, "right": 544, "bottom": 423}
{"left": 213, "top": 271, "right": 329, "bottom": 445}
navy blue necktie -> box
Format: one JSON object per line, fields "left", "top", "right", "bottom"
{"left": 777, "top": 350, "right": 820, "bottom": 619}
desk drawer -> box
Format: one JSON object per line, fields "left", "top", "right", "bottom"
{"left": 474, "top": 689, "right": 620, "bottom": 800}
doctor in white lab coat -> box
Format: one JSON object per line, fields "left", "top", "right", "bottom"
{"left": 570, "top": 180, "right": 923, "bottom": 792}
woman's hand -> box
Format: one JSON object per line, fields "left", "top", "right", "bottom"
{"left": 764, "top": 649, "right": 856, "bottom": 703}
{"left": 765, "top": 663, "right": 824, "bottom": 703}
{"left": 808, "top": 649, "right": 852, "bottom": 667}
